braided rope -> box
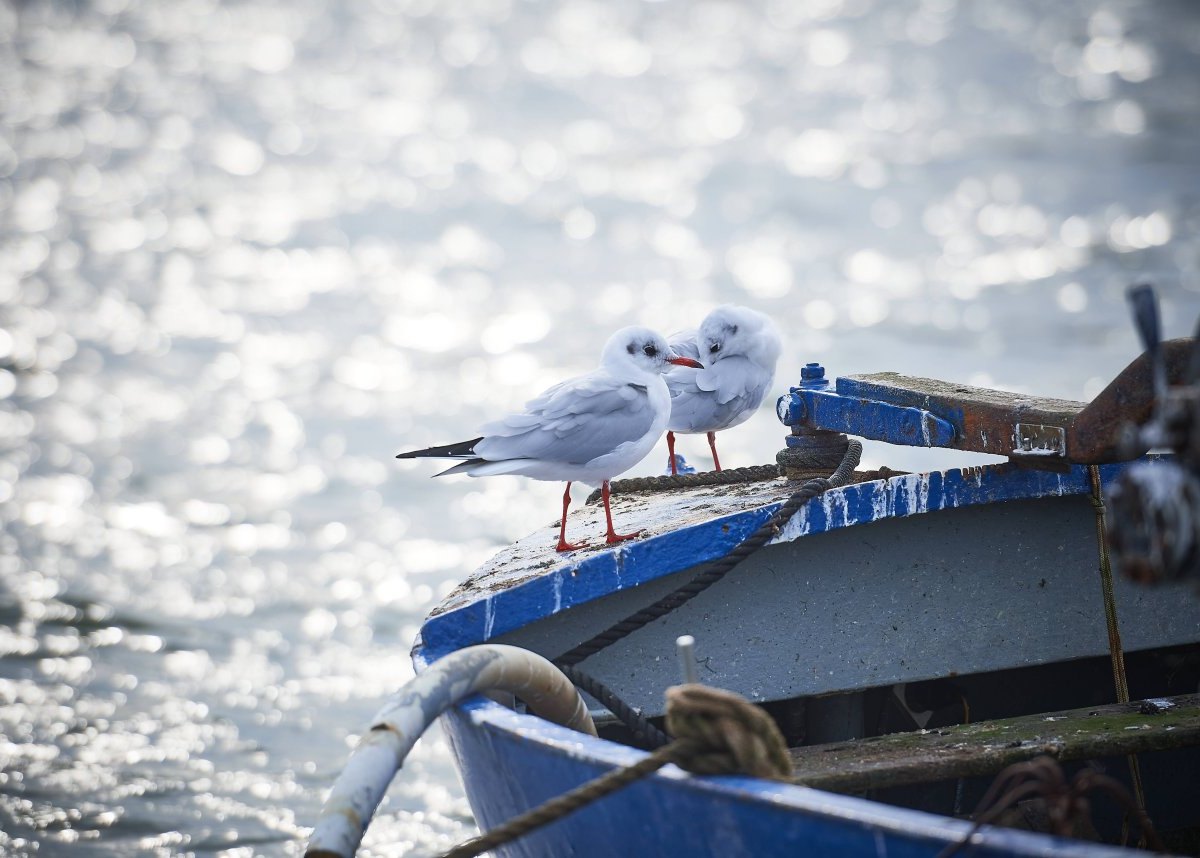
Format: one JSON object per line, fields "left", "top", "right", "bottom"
{"left": 1086, "top": 467, "right": 1131, "bottom": 701}
{"left": 1086, "top": 465, "right": 1148, "bottom": 844}
{"left": 440, "top": 742, "right": 687, "bottom": 858}
{"left": 664, "top": 684, "right": 792, "bottom": 781}
{"left": 437, "top": 685, "right": 790, "bottom": 858}
{"left": 559, "top": 665, "right": 670, "bottom": 748}
{"left": 777, "top": 444, "right": 849, "bottom": 473}
{"left": 585, "top": 464, "right": 782, "bottom": 505}
{"left": 557, "top": 440, "right": 862, "bottom": 668}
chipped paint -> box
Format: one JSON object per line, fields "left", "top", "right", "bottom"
{"left": 777, "top": 387, "right": 956, "bottom": 449}
{"left": 420, "top": 461, "right": 1141, "bottom": 659}
{"left": 818, "top": 372, "right": 1102, "bottom": 460}
{"left": 552, "top": 571, "right": 563, "bottom": 614}
{"left": 483, "top": 596, "right": 495, "bottom": 641}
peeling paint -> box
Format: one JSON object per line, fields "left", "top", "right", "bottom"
{"left": 421, "top": 461, "right": 1141, "bottom": 659}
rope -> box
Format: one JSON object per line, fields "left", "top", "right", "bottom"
{"left": 777, "top": 447, "right": 847, "bottom": 471}
{"left": 558, "top": 440, "right": 862, "bottom": 668}
{"left": 938, "top": 756, "right": 1164, "bottom": 858}
{"left": 585, "top": 464, "right": 782, "bottom": 504}
{"left": 663, "top": 684, "right": 792, "bottom": 781}
{"left": 439, "top": 742, "right": 686, "bottom": 858}
{"left": 1088, "top": 466, "right": 1131, "bottom": 702}
{"left": 1087, "top": 465, "right": 1148, "bottom": 843}
{"left": 436, "top": 685, "right": 790, "bottom": 858}
{"left": 559, "top": 665, "right": 670, "bottom": 748}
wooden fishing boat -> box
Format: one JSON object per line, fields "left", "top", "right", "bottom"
{"left": 307, "top": 294, "right": 1199, "bottom": 858}
{"left": 395, "top": 336, "right": 1200, "bottom": 857}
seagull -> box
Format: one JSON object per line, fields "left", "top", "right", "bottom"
{"left": 396, "top": 327, "right": 703, "bottom": 552}
{"left": 664, "top": 305, "right": 782, "bottom": 475}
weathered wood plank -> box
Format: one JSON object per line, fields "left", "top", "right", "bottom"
{"left": 839, "top": 340, "right": 1193, "bottom": 463}
{"left": 790, "top": 694, "right": 1200, "bottom": 793}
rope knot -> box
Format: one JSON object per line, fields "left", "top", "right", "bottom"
{"left": 664, "top": 684, "right": 792, "bottom": 782}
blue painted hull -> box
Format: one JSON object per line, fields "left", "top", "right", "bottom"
{"left": 436, "top": 700, "right": 1129, "bottom": 857}
{"left": 415, "top": 462, "right": 1174, "bottom": 857}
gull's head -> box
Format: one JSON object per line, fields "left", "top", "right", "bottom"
{"left": 698, "top": 305, "right": 782, "bottom": 369}
{"left": 603, "top": 326, "right": 704, "bottom": 375}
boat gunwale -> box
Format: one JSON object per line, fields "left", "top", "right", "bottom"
{"left": 416, "top": 461, "right": 1129, "bottom": 662}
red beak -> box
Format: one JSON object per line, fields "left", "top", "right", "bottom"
{"left": 667, "top": 355, "right": 703, "bottom": 368}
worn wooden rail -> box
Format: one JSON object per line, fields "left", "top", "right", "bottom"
{"left": 778, "top": 339, "right": 1193, "bottom": 464}
{"left": 790, "top": 694, "right": 1200, "bottom": 793}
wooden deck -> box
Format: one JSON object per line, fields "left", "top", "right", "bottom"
{"left": 789, "top": 694, "right": 1200, "bottom": 793}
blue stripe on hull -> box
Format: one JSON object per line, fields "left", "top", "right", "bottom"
{"left": 419, "top": 462, "right": 1127, "bottom": 659}
{"left": 439, "top": 700, "right": 1134, "bottom": 858}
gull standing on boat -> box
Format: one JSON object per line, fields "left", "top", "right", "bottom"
{"left": 396, "top": 327, "right": 703, "bottom": 551}
{"left": 665, "top": 305, "right": 783, "bottom": 474}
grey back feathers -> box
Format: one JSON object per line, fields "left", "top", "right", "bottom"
{"left": 396, "top": 325, "right": 678, "bottom": 482}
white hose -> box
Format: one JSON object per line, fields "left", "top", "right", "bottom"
{"left": 306, "top": 644, "right": 597, "bottom": 858}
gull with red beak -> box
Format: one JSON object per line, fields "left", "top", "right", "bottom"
{"left": 396, "top": 326, "right": 703, "bottom": 552}
{"left": 665, "top": 305, "right": 783, "bottom": 474}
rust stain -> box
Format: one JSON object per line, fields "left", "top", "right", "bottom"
{"left": 340, "top": 806, "right": 362, "bottom": 830}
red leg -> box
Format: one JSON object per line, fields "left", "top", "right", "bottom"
{"left": 707, "top": 431, "right": 723, "bottom": 472}
{"left": 667, "top": 431, "right": 678, "bottom": 476}
{"left": 602, "top": 480, "right": 641, "bottom": 544}
{"left": 555, "top": 482, "right": 588, "bottom": 552}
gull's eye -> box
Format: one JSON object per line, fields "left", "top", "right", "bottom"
{"left": 709, "top": 343, "right": 721, "bottom": 354}
{"left": 642, "top": 343, "right": 658, "bottom": 357}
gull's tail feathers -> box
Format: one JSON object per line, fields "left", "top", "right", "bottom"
{"left": 395, "top": 437, "right": 484, "bottom": 460}
{"left": 433, "top": 458, "right": 529, "bottom": 478}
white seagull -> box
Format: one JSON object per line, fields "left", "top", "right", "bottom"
{"left": 664, "top": 305, "right": 782, "bottom": 474}
{"left": 396, "top": 326, "right": 703, "bottom": 552}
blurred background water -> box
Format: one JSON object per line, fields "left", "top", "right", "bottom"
{"left": 2, "top": 0, "right": 1199, "bottom": 854}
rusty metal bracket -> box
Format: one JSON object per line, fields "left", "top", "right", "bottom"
{"left": 1012, "top": 423, "right": 1067, "bottom": 459}
{"left": 1071, "top": 338, "right": 1192, "bottom": 462}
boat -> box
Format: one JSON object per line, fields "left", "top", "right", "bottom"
{"left": 309, "top": 295, "right": 1200, "bottom": 857}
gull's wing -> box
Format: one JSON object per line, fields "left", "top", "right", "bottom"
{"left": 474, "top": 370, "right": 656, "bottom": 465}
{"left": 667, "top": 329, "right": 701, "bottom": 363}
{"left": 667, "top": 356, "right": 772, "bottom": 432}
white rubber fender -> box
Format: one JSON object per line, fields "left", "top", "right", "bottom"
{"left": 306, "top": 644, "right": 597, "bottom": 857}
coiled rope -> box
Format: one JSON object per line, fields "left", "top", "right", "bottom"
{"left": 584, "top": 463, "right": 783, "bottom": 504}
{"left": 437, "top": 684, "right": 791, "bottom": 858}
{"left": 558, "top": 664, "right": 669, "bottom": 748}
